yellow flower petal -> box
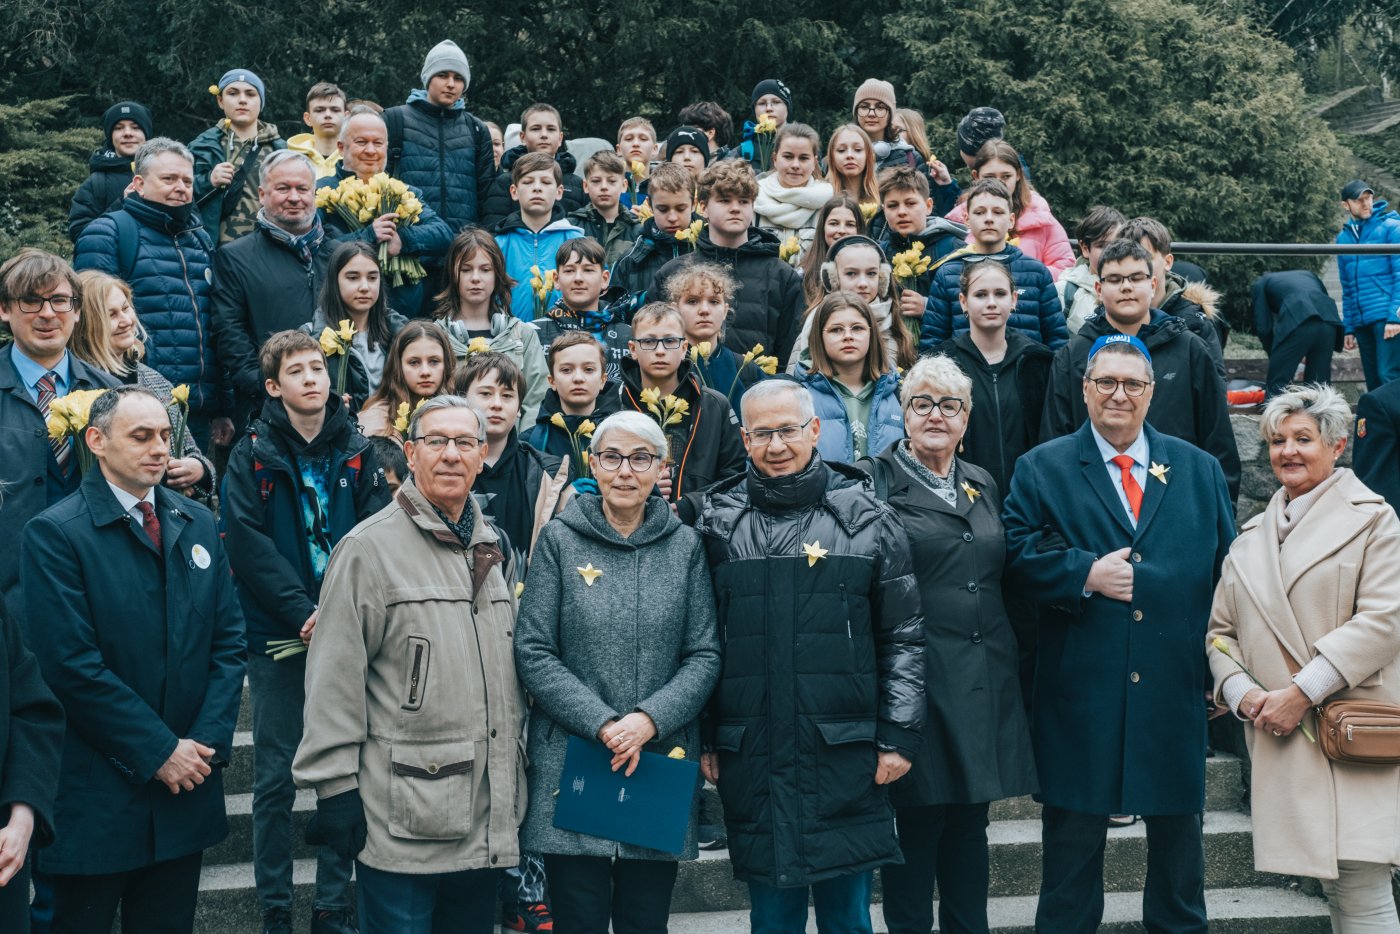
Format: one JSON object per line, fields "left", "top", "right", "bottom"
{"left": 170, "top": 384, "right": 189, "bottom": 405}
{"left": 551, "top": 412, "right": 567, "bottom": 429}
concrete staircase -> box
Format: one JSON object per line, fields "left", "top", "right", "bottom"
{"left": 192, "top": 681, "right": 1332, "bottom": 932}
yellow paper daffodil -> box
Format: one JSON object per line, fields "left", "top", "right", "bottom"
{"left": 577, "top": 563, "right": 603, "bottom": 586}
{"left": 1149, "top": 462, "right": 1170, "bottom": 484}
{"left": 696, "top": 341, "right": 712, "bottom": 360}
{"left": 467, "top": 336, "right": 491, "bottom": 355}
{"left": 961, "top": 481, "right": 981, "bottom": 502}
{"left": 802, "top": 540, "right": 828, "bottom": 567}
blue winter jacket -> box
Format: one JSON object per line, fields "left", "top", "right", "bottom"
{"left": 798, "top": 368, "right": 905, "bottom": 465}
{"left": 919, "top": 245, "right": 1068, "bottom": 354}
{"left": 384, "top": 90, "right": 495, "bottom": 231}
{"left": 1337, "top": 200, "right": 1400, "bottom": 331}
{"left": 74, "top": 196, "right": 222, "bottom": 414}
{"left": 494, "top": 211, "right": 583, "bottom": 322}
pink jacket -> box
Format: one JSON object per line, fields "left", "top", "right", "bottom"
{"left": 947, "top": 189, "right": 1075, "bottom": 280}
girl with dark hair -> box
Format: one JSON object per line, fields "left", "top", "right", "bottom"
{"left": 302, "top": 241, "right": 406, "bottom": 407}
{"left": 356, "top": 320, "right": 456, "bottom": 439}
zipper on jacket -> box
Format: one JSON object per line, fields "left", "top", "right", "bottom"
{"left": 408, "top": 643, "right": 424, "bottom": 706}
{"left": 991, "top": 370, "right": 1007, "bottom": 483}
{"left": 840, "top": 584, "right": 852, "bottom": 639}
{"left": 175, "top": 242, "right": 207, "bottom": 408}
{"left": 437, "top": 116, "right": 448, "bottom": 217}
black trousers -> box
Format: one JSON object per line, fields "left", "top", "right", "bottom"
{"left": 542, "top": 854, "right": 678, "bottom": 934}
{"left": 50, "top": 851, "right": 203, "bottom": 934}
{"left": 1036, "top": 806, "right": 1206, "bottom": 934}
{"left": 880, "top": 802, "right": 991, "bottom": 934}
{"left": 1266, "top": 319, "right": 1337, "bottom": 397}
{"left": 1, "top": 858, "right": 31, "bottom": 933}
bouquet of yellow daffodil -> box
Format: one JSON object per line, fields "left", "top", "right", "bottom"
{"left": 550, "top": 413, "right": 594, "bottom": 479}
{"left": 779, "top": 235, "right": 802, "bottom": 266}
{"left": 753, "top": 114, "right": 778, "bottom": 174}
{"left": 169, "top": 384, "right": 190, "bottom": 459}
{"left": 639, "top": 386, "right": 690, "bottom": 428}
{"left": 688, "top": 341, "right": 715, "bottom": 388}
{"left": 859, "top": 201, "right": 880, "bottom": 223}
{"left": 47, "top": 388, "right": 111, "bottom": 474}
{"left": 1211, "top": 637, "right": 1316, "bottom": 742}
{"left": 730, "top": 344, "right": 778, "bottom": 399}
{"left": 393, "top": 398, "right": 428, "bottom": 440}
{"left": 315, "top": 173, "right": 426, "bottom": 287}
{"left": 319, "top": 319, "right": 357, "bottom": 397}
{"left": 675, "top": 219, "right": 704, "bottom": 246}
{"left": 890, "top": 241, "right": 932, "bottom": 290}
{"left": 530, "top": 266, "right": 557, "bottom": 319}
{"left": 628, "top": 160, "right": 648, "bottom": 209}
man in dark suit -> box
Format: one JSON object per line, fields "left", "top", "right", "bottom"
{"left": 1353, "top": 378, "right": 1400, "bottom": 507}
{"left": 1004, "top": 334, "right": 1235, "bottom": 934}
{"left": 1252, "top": 270, "right": 1344, "bottom": 397}
{"left": 20, "top": 386, "right": 245, "bottom": 934}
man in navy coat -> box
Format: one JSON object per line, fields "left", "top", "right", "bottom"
{"left": 20, "top": 386, "right": 245, "bottom": 933}
{"left": 1003, "top": 334, "right": 1235, "bottom": 933}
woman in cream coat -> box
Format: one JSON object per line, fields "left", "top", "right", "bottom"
{"left": 1208, "top": 383, "right": 1400, "bottom": 934}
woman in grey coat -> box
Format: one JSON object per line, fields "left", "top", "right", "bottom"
{"left": 514, "top": 411, "right": 721, "bottom": 934}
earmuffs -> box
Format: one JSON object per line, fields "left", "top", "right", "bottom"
{"left": 820, "top": 235, "right": 892, "bottom": 299}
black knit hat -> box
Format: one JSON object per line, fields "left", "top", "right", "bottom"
{"left": 956, "top": 106, "right": 1006, "bottom": 156}
{"left": 666, "top": 126, "right": 711, "bottom": 166}
{"left": 102, "top": 101, "right": 154, "bottom": 147}
{"left": 751, "top": 79, "right": 794, "bottom": 119}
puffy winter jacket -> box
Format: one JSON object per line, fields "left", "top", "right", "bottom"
{"left": 493, "top": 212, "right": 584, "bottom": 322}
{"left": 189, "top": 121, "right": 286, "bottom": 245}
{"left": 1041, "top": 309, "right": 1241, "bottom": 501}
{"left": 568, "top": 201, "right": 640, "bottom": 268}
{"left": 797, "top": 368, "right": 905, "bottom": 465}
{"left": 1337, "top": 199, "right": 1400, "bottom": 331}
{"left": 1159, "top": 271, "right": 1228, "bottom": 373}
{"left": 532, "top": 288, "right": 634, "bottom": 382}
{"left": 610, "top": 217, "right": 700, "bottom": 302}
{"left": 74, "top": 196, "right": 222, "bottom": 414}
{"left": 654, "top": 227, "right": 805, "bottom": 369}
{"left": 480, "top": 145, "right": 588, "bottom": 229}
{"left": 693, "top": 456, "right": 925, "bottom": 886}
{"left": 919, "top": 245, "right": 1068, "bottom": 353}
{"left": 383, "top": 91, "right": 495, "bottom": 231}
{"left": 946, "top": 190, "right": 1074, "bottom": 279}
{"left": 68, "top": 148, "right": 133, "bottom": 243}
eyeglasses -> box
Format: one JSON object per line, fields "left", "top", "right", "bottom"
{"left": 856, "top": 103, "right": 890, "bottom": 115}
{"left": 634, "top": 336, "right": 685, "bottom": 351}
{"left": 15, "top": 294, "right": 75, "bottom": 314}
{"left": 908, "top": 395, "right": 966, "bottom": 418}
{"left": 745, "top": 418, "right": 813, "bottom": 446}
{"left": 1100, "top": 273, "right": 1152, "bottom": 287}
{"left": 1087, "top": 377, "right": 1152, "bottom": 397}
{"left": 412, "top": 434, "right": 484, "bottom": 452}
{"left": 592, "top": 450, "right": 662, "bottom": 472}
{"left": 823, "top": 324, "right": 870, "bottom": 339}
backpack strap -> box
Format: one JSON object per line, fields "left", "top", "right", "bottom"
{"left": 113, "top": 209, "right": 140, "bottom": 282}
{"left": 384, "top": 107, "right": 406, "bottom": 177}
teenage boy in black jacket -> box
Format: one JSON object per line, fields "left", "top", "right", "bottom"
{"left": 222, "top": 330, "right": 389, "bottom": 934}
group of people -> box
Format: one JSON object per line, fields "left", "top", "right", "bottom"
{"left": 0, "top": 34, "right": 1397, "bottom": 934}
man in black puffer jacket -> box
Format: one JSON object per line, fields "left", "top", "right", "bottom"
{"left": 686, "top": 379, "right": 924, "bottom": 930}
{"left": 478, "top": 104, "right": 587, "bottom": 228}
{"left": 68, "top": 100, "right": 152, "bottom": 243}
{"left": 382, "top": 40, "right": 495, "bottom": 232}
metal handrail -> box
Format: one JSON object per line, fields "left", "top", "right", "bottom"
{"left": 1172, "top": 242, "right": 1400, "bottom": 256}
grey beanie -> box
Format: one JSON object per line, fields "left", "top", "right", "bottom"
{"left": 421, "top": 40, "right": 472, "bottom": 89}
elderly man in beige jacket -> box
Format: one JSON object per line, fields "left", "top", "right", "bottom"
{"left": 1209, "top": 383, "right": 1400, "bottom": 934}
{"left": 293, "top": 395, "right": 526, "bottom": 934}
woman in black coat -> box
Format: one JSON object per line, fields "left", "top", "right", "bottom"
{"left": 859, "top": 354, "right": 1037, "bottom": 934}
{"left": 0, "top": 595, "right": 64, "bottom": 932}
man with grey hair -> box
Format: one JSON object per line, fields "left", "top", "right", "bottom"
{"left": 294, "top": 395, "right": 526, "bottom": 934}
{"left": 1004, "top": 334, "right": 1235, "bottom": 934}
{"left": 686, "top": 377, "right": 925, "bottom": 932}
{"left": 75, "top": 138, "right": 233, "bottom": 450}
{"left": 211, "top": 149, "right": 338, "bottom": 428}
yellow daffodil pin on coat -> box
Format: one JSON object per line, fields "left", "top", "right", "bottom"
{"left": 467, "top": 336, "right": 491, "bottom": 355}
{"left": 802, "top": 540, "right": 829, "bottom": 567}
{"left": 1149, "top": 462, "right": 1170, "bottom": 484}
{"left": 577, "top": 563, "right": 603, "bottom": 586}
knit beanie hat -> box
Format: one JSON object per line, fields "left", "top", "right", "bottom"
{"left": 666, "top": 126, "right": 711, "bottom": 165}
{"left": 852, "top": 79, "right": 897, "bottom": 114}
{"left": 957, "top": 106, "right": 1007, "bottom": 156}
{"left": 421, "top": 40, "right": 472, "bottom": 90}
{"left": 102, "top": 101, "right": 154, "bottom": 145}
{"left": 217, "top": 69, "right": 266, "bottom": 102}
{"left": 751, "top": 79, "right": 794, "bottom": 119}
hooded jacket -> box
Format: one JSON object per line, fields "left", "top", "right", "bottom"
{"left": 440, "top": 312, "right": 548, "bottom": 428}
{"left": 383, "top": 91, "right": 495, "bottom": 231}
{"left": 919, "top": 245, "right": 1068, "bottom": 354}
{"left": 74, "top": 195, "right": 223, "bottom": 414}
{"left": 568, "top": 201, "right": 640, "bottom": 268}
{"left": 68, "top": 146, "right": 135, "bottom": 244}
{"left": 1056, "top": 259, "right": 1100, "bottom": 336}
{"left": 222, "top": 396, "right": 390, "bottom": 655}
{"left": 523, "top": 382, "right": 623, "bottom": 480}
{"left": 302, "top": 304, "right": 410, "bottom": 411}
{"left": 616, "top": 356, "right": 747, "bottom": 500}
{"left": 654, "top": 227, "right": 806, "bottom": 369}
{"left": 1337, "top": 199, "right": 1400, "bottom": 331}
{"left": 946, "top": 190, "right": 1075, "bottom": 280}
{"left": 931, "top": 331, "right": 1054, "bottom": 494}
{"left": 189, "top": 120, "right": 286, "bottom": 244}
{"left": 286, "top": 133, "right": 342, "bottom": 178}
{"left": 533, "top": 288, "right": 635, "bottom": 383}
{"left": 797, "top": 367, "right": 905, "bottom": 465}
{"left": 877, "top": 216, "right": 969, "bottom": 298}
{"left": 1041, "top": 309, "right": 1241, "bottom": 501}
{"left": 493, "top": 211, "right": 584, "bottom": 322}
{"left": 1160, "top": 269, "right": 1229, "bottom": 365}
{"left": 694, "top": 456, "right": 925, "bottom": 886}
{"left": 480, "top": 145, "right": 588, "bottom": 229}
{"left": 610, "top": 216, "right": 701, "bottom": 302}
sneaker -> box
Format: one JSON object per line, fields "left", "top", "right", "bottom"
{"left": 261, "top": 908, "right": 293, "bottom": 934}
{"left": 1107, "top": 814, "right": 1139, "bottom": 828}
{"left": 310, "top": 908, "right": 358, "bottom": 934}
{"left": 502, "top": 902, "right": 554, "bottom": 932}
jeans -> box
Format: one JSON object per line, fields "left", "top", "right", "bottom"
{"left": 1319, "top": 860, "right": 1400, "bottom": 934}
{"left": 355, "top": 862, "right": 498, "bottom": 934}
{"left": 248, "top": 652, "right": 354, "bottom": 912}
{"left": 1353, "top": 320, "right": 1400, "bottom": 390}
{"left": 881, "top": 803, "right": 991, "bottom": 934}
{"left": 542, "top": 854, "right": 678, "bottom": 933}
{"left": 748, "top": 870, "right": 874, "bottom": 934}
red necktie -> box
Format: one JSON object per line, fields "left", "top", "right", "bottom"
{"left": 136, "top": 501, "right": 162, "bottom": 550}
{"left": 1110, "top": 454, "right": 1143, "bottom": 521}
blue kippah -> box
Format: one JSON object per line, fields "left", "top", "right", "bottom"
{"left": 1088, "top": 333, "right": 1152, "bottom": 364}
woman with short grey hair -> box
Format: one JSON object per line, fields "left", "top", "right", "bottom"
{"left": 1209, "top": 382, "right": 1400, "bottom": 933}
{"left": 514, "top": 411, "right": 721, "bottom": 932}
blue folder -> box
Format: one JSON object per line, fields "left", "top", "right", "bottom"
{"left": 552, "top": 735, "right": 700, "bottom": 855}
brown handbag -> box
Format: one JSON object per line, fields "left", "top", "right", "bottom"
{"left": 1273, "top": 633, "right": 1400, "bottom": 766}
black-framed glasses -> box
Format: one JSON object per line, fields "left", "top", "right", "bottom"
{"left": 1087, "top": 377, "right": 1152, "bottom": 397}
{"left": 592, "top": 450, "right": 662, "bottom": 472}
{"left": 907, "top": 395, "right": 965, "bottom": 418}
{"left": 745, "top": 418, "right": 813, "bottom": 446}
{"left": 856, "top": 103, "right": 890, "bottom": 115}
{"left": 412, "top": 434, "right": 484, "bottom": 452}
{"left": 1100, "top": 273, "right": 1151, "bottom": 287}
{"left": 634, "top": 336, "right": 685, "bottom": 351}
{"left": 16, "top": 294, "right": 75, "bottom": 314}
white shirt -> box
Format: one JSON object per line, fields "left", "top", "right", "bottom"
{"left": 107, "top": 480, "right": 157, "bottom": 526}
{"left": 1089, "top": 424, "right": 1149, "bottom": 528}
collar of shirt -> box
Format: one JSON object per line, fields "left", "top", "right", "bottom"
{"left": 11, "top": 347, "right": 71, "bottom": 401}
{"left": 107, "top": 480, "right": 157, "bottom": 523}
{"left": 1089, "top": 423, "right": 1149, "bottom": 470}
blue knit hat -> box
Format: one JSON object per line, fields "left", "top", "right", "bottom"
{"left": 217, "top": 69, "right": 266, "bottom": 102}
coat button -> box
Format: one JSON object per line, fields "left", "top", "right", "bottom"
{"left": 491, "top": 729, "right": 497, "bottom": 738}
{"left": 963, "top": 532, "right": 973, "bottom": 542}
{"left": 506, "top": 630, "right": 513, "bottom": 637}
{"left": 778, "top": 874, "right": 789, "bottom": 883}
{"left": 1132, "top": 610, "right": 1143, "bottom": 621}
{"left": 1132, "top": 552, "right": 1142, "bottom": 563}
{"left": 33, "top": 476, "right": 43, "bottom": 485}
{"left": 427, "top": 763, "right": 439, "bottom": 774}
{"left": 491, "top": 855, "right": 498, "bottom": 864}
{"left": 1130, "top": 672, "right": 1141, "bottom": 683}
{"left": 971, "top": 631, "right": 982, "bottom": 644}
{"left": 966, "top": 581, "right": 978, "bottom": 592}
